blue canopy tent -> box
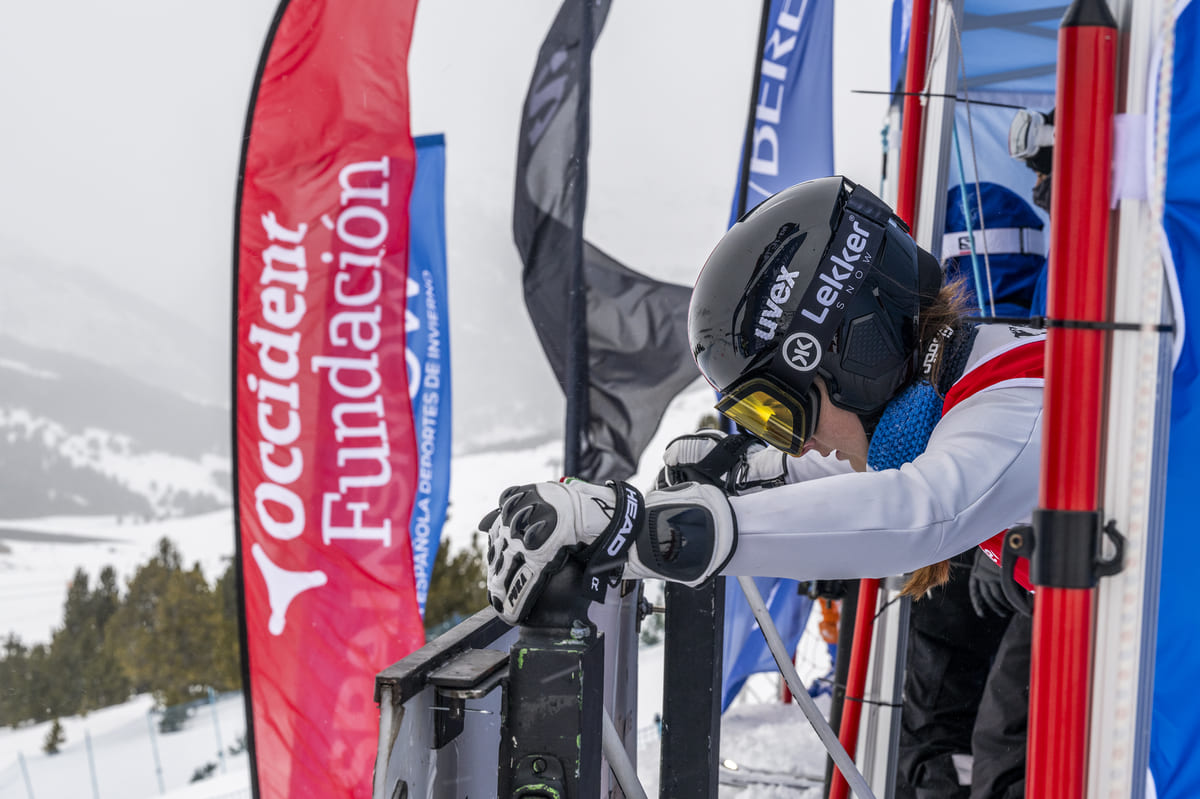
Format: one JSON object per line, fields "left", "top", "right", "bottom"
{"left": 893, "top": 1, "right": 1195, "bottom": 796}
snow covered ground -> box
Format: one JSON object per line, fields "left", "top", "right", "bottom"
{"left": 0, "top": 646, "right": 831, "bottom": 799}
{"left": 636, "top": 619, "right": 834, "bottom": 799}
{"left": 0, "top": 692, "right": 249, "bottom": 799}
{"left": 0, "top": 511, "right": 237, "bottom": 646}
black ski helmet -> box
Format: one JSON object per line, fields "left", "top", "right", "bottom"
{"left": 689, "top": 176, "right": 942, "bottom": 453}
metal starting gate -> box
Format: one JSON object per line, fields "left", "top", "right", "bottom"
{"left": 372, "top": 562, "right": 727, "bottom": 799}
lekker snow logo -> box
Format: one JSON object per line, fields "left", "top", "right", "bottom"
{"left": 783, "top": 331, "right": 821, "bottom": 372}
{"left": 800, "top": 213, "right": 870, "bottom": 325}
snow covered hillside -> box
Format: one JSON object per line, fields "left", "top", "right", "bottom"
{"left": 0, "top": 335, "right": 229, "bottom": 522}
{"left": 0, "top": 692, "right": 249, "bottom": 799}
{"left": 0, "top": 511, "right": 236, "bottom": 645}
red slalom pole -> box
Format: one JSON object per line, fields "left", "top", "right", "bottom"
{"left": 895, "top": 0, "right": 932, "bottom": 227}
{"left": 1027, "top": 1, "right": 1116, "bottom": 797}
{"left": 828, "top": 578, "right": 880, "bottom": 799}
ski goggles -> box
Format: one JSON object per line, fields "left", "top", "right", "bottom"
{"left": 1008, "top": 109, "right": 1055, "bottom": 162}
{"left": 715, "top": 376, "right": 821, "bottom": 455}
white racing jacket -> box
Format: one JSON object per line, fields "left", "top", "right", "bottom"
{"left": 722, "top": 324, "right": 1045, "bottom": 582}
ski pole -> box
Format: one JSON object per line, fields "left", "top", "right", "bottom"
{"left": 602, "top": 708, "right": 648, "bottom": 799}
{"left": 736, "top": 576, "right": 877, "bottom": 799}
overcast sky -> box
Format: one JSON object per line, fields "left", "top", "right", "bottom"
{"left": 0, "top": 0, "right": 891, "bottom": 442}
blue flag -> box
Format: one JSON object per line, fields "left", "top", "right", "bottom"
{"left": 728, "top": 0, "right": 835, "bottom": 226}
{"left": 407, "top": 134, "right": 452, "bottom": 617}
{"left": 1155, "top": 4, "right": 1200, "bottom": 794}
{"left": 724, "top": 577, "right": 814, "bottom": 710}
{"left": 722, "top": 0, "right": 835, "bottom": 712}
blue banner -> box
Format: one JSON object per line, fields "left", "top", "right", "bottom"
{"left": 890, "top": 0, "right": 912, "bottom": 93}
{"left": 728, "top": 0, "right": 835, "bottom": 225}
{"left": 724, "top": 578, "right": 813, "bottom": 710}
{"left": 722, "top": 0, "right": 835, "bottom": 711}
{"left": 1155, "top": 3, "right": 1200, "bottom": 795}
{"left": 407, "top": 134, "right": 452, "bottom": 616}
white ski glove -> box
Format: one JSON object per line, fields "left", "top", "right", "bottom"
{"left": 656, "top": 430, "right": 788, "bottom": 494}
{"left": 481, "top": 478, "right": 736, "bottom": 625}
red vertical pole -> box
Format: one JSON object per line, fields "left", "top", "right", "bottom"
{"left": 829, "top": 578, "right": 880, "bottom": 799}
{"left": 1028, "top": 1, "right": 1116, "bottom": 797}
{"left": 895, "top": 0, "right": 933, "bottom": 227}
{"left": 829, "top": 4, "right": 932, "bottom": 795}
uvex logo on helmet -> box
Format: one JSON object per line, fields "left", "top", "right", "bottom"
{"left": 800, "top": 214, "right": 871, "bottom": 325}
{"left": 754, "top": 264, "right": 801, "bottom": 341}
{"left": 753, "top": 225, "right": 805, "bottom": 342}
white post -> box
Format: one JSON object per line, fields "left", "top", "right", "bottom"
{"left": 146, "top": 712, "right": 165, "bottom": 794}
{"left": 208, "top": 687, "right": 227, "bottom": 773}
{"left": 17, "top": 751, "right": 34, "bottom": 799}
{"left": 84, "top": 729, "right": 100, "bottom": 799}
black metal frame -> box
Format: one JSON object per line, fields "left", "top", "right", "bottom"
{"left": 374, "top": 572, "right": 732, "bottom": 798}
{"left": 659, "top": 577, "right": 725, "bottom": 797}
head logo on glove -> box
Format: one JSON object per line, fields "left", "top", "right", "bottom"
{"left": 605, "top": 484, "right": 643, "bottom": 557}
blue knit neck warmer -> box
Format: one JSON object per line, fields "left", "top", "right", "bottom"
{"left": 866, "top": 380, "right": 944, "bottom": 471}
{"left": 865, "top": 323, "right": 976, "bottom": 471}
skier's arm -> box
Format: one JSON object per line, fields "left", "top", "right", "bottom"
{"left": 721, "top": 385, "right": 1042, "bottom": 580}
{"left": 782, "top": 448, "right": 858, "bottom": 483}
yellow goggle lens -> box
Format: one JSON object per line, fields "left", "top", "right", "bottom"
{"left": 715, "top": 387, "right": 807, "bottom": 455}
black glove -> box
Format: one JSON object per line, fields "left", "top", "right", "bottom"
{"left": 655, "top": 430, "right": 787, "bottom": 494}
{"left": 968, "top": 548, "right": 1015, "bottom": 618}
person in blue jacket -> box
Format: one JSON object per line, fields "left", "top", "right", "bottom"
{"left": 942, "top": 181, "right": 1049, "bottom": 318}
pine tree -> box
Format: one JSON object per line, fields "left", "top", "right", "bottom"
{"left": 423, "top": 534, "right": 489, "bottom": 638}
{"left": 80, "top": 566, "right": 131, "bottom": 710}
{"left": 43, "top": 718, "right": 65, "bottom": 754}
{"left": 48, "top": 565, "right": 132, "bottom": 716}
{"left": 25, "top": 643, "right": 63, "bottom": 724}
{"left": 105, "top": 538, "right": 227, "bottom": 706}
{"left": 105, "top": 538, "right": 183, "bottom": 697}
{"left": 0, "top": 634, "right": 28, "bottom": 727}
{"left": 211, "top": 559, "right": 242, "bottom": 693}
{"left": 52, "top": 569, "right": 94, "bottom": 713}
{"left": 151, "top": 564, "right": 221, "bottom": 706}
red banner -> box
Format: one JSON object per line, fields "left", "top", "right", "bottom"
{"left": 233, "top": 1, "right": 422, "bottom": 796}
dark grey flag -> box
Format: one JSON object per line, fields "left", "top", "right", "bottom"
{"left": 514, "top": 0, "right": 700, "bottom": 482}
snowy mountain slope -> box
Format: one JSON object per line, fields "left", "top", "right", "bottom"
{"left": 0, "top": 335, "right": 229, "bottom": 520}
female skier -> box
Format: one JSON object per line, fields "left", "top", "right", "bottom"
{"left": 481, "top": 175, "right": 1042, "bottom": 619}
{"left": 481, "top": 176, "right": 1042, "bottom": 796}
